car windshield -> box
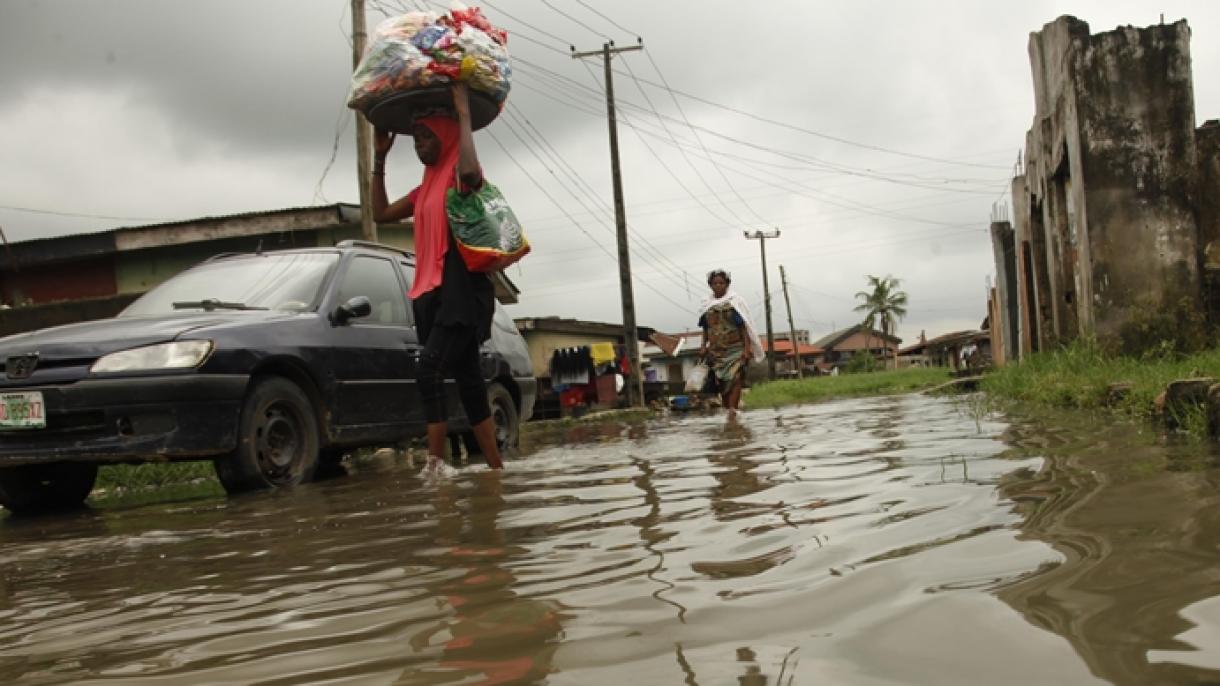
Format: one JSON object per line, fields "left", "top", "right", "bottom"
{"left": 120, "top": 252, "right": 340, "bottom": 317}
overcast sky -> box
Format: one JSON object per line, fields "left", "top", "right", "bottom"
{"left": 3, "top": 0, "right": 1219, "bottom": 343}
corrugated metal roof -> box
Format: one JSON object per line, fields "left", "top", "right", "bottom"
{"left": 8, "top": 203, "right": 362, "bottom": 248}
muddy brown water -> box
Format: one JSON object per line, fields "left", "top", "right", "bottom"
{"left": 2, "top": 394, "right": 1219, "bottom": 685}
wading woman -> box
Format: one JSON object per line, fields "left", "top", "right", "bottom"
{"left": 698, "top": 269, "right": 765, "bottom": 419}
{"left": 371, "top": 84, "right": 503, "bottom": 471}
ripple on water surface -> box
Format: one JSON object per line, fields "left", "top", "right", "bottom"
{"left": 2, "top": 394, "right": 1204, "bottom": 684}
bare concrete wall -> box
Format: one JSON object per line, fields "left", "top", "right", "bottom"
{"left": 989, "top": 221, "right": 1019, "bottom": 363}
{"left": 1020, "top": 16, "right": 1202, "bottom": 353}
{"left": 1198, "top": 120, "right": 1220, "bottom": 322}
{"left": 1075, "top": 20, "right": 1201, "bottom": 346}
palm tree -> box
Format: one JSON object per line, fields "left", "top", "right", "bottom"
{"left": 854, "top": 275, "right": 909, "bottom": 369}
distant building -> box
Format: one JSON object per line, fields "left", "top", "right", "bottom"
{"left": 899, "top": 329, "right": 990, "bottom": 371}
{"left": 812, "top": 325, "right": 902, "bottom": 371}
{"left": 513, "top": 317, "right": 655, "bottom": 417}
{"left": 772, "top": 329, "right": 810, "bottom": 345}
{"left": 759, "top": 338, "right": 823, "bottom": 377}
{"left": 641, "top": 330, "right": 702, "bottom": 387}
{"left": 0, "top": 204, "right": 519, "bottom": 337}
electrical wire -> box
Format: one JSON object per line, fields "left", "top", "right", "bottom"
{"left": 506, "top": 105, "right": 696, "bottom": 296}
{"left": 499, "top": 110, "right": 691, "bottom": 296}
{"left": 633, "top": 50, "right": 773, "bottom": 226}
{"left": 0, "top": 205, "right": 170, "bottom": 223}
{"left": 511, "top": 57, "right": 1007, "bottom": 191}
{"left": 609, "top": 56, "right": 752, "bottom": 228}
{"left": 574, "top": 0, "right": 637, "bottom": 36}
{"left": 539, "top": 0, "right": 609, "bottom": 40}
{"left": 487, "top": 124, "right": 691, "bottom": 314}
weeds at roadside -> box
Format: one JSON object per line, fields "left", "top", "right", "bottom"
{"left": 982, "top": 338, "right": 1220, "bottom": 440}
{"left": 90, "top": 462, "right": 220, "bottom": 504}
{"left": 745, "top": 367, "right": 950, "bottom": 409}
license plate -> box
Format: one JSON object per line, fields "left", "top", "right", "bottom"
{"left": 0, "top": 391, "right": 46, "bottom": 429}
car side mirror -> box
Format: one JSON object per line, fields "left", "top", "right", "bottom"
{"left": 330, "top": 296, "right": 372, "bottom": 325}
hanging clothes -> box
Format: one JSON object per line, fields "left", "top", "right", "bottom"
{"left": 590, "top": 342, "right": 616, "bottom": 370}
{"left": 550, "top": 346, "right": 593, "bottom": 386}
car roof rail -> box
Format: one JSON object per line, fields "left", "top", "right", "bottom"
{"left": 202, "top": 246, "right": 341, "bottom": 263}
{"left": 335, "top": 239, "right": 415, "bottom": 259}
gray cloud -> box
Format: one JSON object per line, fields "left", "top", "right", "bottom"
{"left": 3, "top": 0, "right": 1219, "bottom": 340}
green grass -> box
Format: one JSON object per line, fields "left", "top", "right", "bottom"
{"left": 981, "top": 338, "right": 1220, "bottom": 427}
{"left": 744, "top": 367, "right": 953, "bottom": 409}
{"left": 90, "top": 462, "right": 220, "bottom": 503}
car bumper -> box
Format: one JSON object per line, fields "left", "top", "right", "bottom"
{"left": 0, "top": 374, "right": 249, "bottom": 465}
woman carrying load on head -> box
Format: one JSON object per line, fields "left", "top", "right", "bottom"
{"left": 370, "top": 83, "right": 503, "bottom": 471}
{"left": 698, "top": 269, "right": 765, "bottom": 419}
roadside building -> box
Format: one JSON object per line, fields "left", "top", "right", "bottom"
{"left": 811, "top": 325, "right": 902, "bottom": 372}
{"left": 641, "top": 330, "right": 701, "bottom": 386}
{"left": 0, "top": 204, "right": 519, "bottom": 337}
{"left": 513, "top": 317, "right": 655, "bottom": 418}
{"left": 993, "top": 16, "right": 1219, "bottom": 358}
{"left": 900, "top": 329, "right": 990, "bottom": 372}
{"left": 759, "top": 338, "right": 823, "bottom": 377}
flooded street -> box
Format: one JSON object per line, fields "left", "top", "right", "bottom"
{"left": 2, "top": 394, "right": 1219, "bottom": 685}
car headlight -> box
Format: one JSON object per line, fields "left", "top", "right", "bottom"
{"left": 91, "top": 341, "right": 214, "bottom": 373}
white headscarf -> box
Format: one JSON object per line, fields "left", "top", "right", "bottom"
{"left": 698, "top": 290, "right": 766, "bottom": 363}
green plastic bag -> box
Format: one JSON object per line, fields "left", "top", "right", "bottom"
{"left": 445, "top": 181, "right": 530, "bottom": 272}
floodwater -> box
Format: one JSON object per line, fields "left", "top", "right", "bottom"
{"left": 2, "top": 394, "right": 1219, "bottom": 685}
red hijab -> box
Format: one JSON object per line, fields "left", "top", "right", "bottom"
{"left": 409, "top": 115, "right": 461, "bottom": 299}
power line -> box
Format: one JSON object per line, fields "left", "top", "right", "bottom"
{"left": 539, "top": 0, "right": 609, "bottom": 40}
{"left": 611, "top": 67, "right": 1012, "bottom": 171}
{"left": 486, "top": 2, "right": 1009, "bottom": 171}
{"left": 489, "top": 121, "right": 690, "bottom": 314}
{"left": 507, "top": 105, "right": 695, "bottom": 297}
{"left": 574, "top": 0, "right": 637, "bottom": 36}
{"left": 312, "top": 81, "right": 355, "bottom": 204}
{"left": 511, "top": 57, "right": 1007, "bottom": 191}
{"left": 636, "top": 49, "right": 772, "bottom": 226}
{"left": 0, "top": 205, "right": 170, "bottom": 223}
{"left": 479, "top": 0, "right": 572, "bottom": 47}
{"left": 500, "top": 107, "right": 691, "bottom": 296}
{"left": 512, "top": 65, "right": 1007, "bottom": 200}
{"left": 611, "top": 55, "right": 752, "bottom": 228}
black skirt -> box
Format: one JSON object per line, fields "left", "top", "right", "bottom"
{"left": 413, "top": 232, "right": 495, "bottom": 345}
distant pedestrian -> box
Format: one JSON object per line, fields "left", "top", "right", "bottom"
{"left": 697, "top": 269, "right": 764, "bottom": 420}
{"left": 371, "top": 84, "right": 503, "bottom": 471}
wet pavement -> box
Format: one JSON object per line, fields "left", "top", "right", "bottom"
{"left": 2, "top": 394, "right": 1219, "bottom": 685}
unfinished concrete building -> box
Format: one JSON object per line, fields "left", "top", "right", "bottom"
{"left": 992, "top": 16, "right": 1217, "bottom": 359}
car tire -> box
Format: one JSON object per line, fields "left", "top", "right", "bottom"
{"left": 0, "top": 462, "right": 98, "bottom": 515}
{"left": 461, "top": 382, "right": 519, "bottom": 457}
{"left": 314, "top": 447, "right": 349, "bottom": 480}
{"left": 213, "top": 377, "right": 319, "bottom": 494}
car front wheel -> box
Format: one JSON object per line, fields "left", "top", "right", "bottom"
{"left": 0, "top": 462, "right": 98, "bottom": 515}
{"left": 461, "top": 382, "right": 520, "bottom": 458}
{"left": 214, "top": 377, "right": 319, "bottom": 494}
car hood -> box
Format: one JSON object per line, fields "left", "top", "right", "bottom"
{"left": 0, "top": 312, "right": 300, "bottom": 361}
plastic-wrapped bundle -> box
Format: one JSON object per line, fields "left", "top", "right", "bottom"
{"left": 347, "top": 5, "right": 510, "bottom": 130}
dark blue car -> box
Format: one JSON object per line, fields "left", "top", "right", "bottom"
{"left": 0, "top": 241, "right": 535, "bottom": 513}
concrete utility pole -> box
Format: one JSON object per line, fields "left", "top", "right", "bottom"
{"left": 572, "top": 41, "right": 645, "bottom": 407}
{"left": 351, "top": 0, "right": 378, "bottom": 241}
{"left": 745, "top": 229, "right": 780, "bottom": 380}
{"left": 779, "top": 265, "right": 802, "bottom": 379}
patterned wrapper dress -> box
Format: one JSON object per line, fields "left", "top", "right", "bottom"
{"left": 700, "top": 301, "right": 748, "bottom": 389}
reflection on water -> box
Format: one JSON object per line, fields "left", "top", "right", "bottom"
{"left": 995, "top": 411, "right": 1220, "bottom": 685}
{"left": 0, "top": 394, "right": 1217, "bottom": 684}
